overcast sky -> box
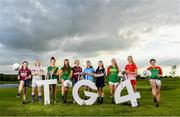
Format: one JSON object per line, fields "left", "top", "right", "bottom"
{"left": 0, "top": 0, "right": 180, "bottom": 75}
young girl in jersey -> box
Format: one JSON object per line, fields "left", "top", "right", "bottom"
{"left": 47, "top": 57, "right": 59, "bottom": 103}
{"left": 147, "top": 59, "right": 163, "bottom": 107}
{"left": 16, "top": 61, "right": 31, "bottom": 104}
{"left": 59, "top": 59, "right": 73, "bottom": 103}
{"left": 94, "top": 61, "right": 105, "bottom": 104}
{"left": 107, "top": 58, "right": 120, "bottom": 104}
{"left": 83, "top": 61, "right": 95, "bottom": 92}
{"left": 125, "top": 56, "right": 138, "bottom": 92}
{"left": 72, "top": 60, "right": 82, "bottom": 103}
{"left": 31, "top": 60, "right": 44, "bottom": 103}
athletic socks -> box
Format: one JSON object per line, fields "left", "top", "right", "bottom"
{"left": 31, "top": 94, "right": 35, "bottom": 102}
{"left": 38, "top": 96, "right": 42, "bottom": 102}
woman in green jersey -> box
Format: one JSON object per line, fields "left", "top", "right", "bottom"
{"left": 59, "top": 59, "right": 73, "bottom": 103}
{"left": 107, "top": 58, "right": 120, "bottom": 104}
{"left": 147, "top": 59, "right": 163, "bottom": 107}
{"left": 47, "top": 57, "right": 59, "bottom": 103}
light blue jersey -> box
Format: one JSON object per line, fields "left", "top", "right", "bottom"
{"left": 84, "top": 67, "right": 94, "bottom": 82}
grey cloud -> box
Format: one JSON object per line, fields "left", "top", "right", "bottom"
{"left": 0, "top": 0, "right": 180, "bottom": 73}
{"left": 60, "top": 31, "right": 140, "bottom": 56}
{"left": 159, "top": 58, "right": 180, "bottom": 67}
{"left": 1, "top": 0, "right": 180, "bottom": 54}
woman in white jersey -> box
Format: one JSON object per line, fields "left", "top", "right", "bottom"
{"left": 31, "top": 60, "right": 44, "bottom": 103}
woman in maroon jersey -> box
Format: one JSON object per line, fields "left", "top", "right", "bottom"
{"left": 16, "top": 61, "right": 31, "bottom": 104}
{"left": 72, "top": 60, "right": 82, "bottom": 103}
{"left": 72, "top": 60, "right": 82, "bottom": 85}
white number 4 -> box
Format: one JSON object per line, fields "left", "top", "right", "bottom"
{"left": 114, "top": 79, "right": 141, "bottom": 107}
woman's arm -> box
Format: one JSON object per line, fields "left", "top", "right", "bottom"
{"left": 31, "top": 70, "right": 39, "bottom": 76}
{"left": 69, "top": 71, "right": 73, "bottom": 79}
{"left": 17, "top": 75, "right": 20, "bottom": 80}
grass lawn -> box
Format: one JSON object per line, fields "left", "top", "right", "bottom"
{"left": 0, "top": 78, "right": 180, "bottom": 116}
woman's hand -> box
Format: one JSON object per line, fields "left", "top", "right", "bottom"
{"left": 17, "top": 75, "right": 20, "bottom": 80}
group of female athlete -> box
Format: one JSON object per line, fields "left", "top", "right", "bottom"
{"left": 16, "top": 56, "right": 162, "bottom": 107}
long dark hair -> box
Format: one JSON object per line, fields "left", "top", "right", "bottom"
{"left": 62, "top": 59, "right": 71, "bottom": 72}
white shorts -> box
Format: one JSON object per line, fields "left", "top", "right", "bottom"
{"left": 109, "top": 82, "right": 119, "bottom": 86}
{"left": 150, "top": 79, "right": 161, "bottom": 86}
{"left": 32, "top": 78, "right": 42, "bottom": 88}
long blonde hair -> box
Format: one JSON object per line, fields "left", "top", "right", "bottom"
{"left": 127, "top": 56, "right": 135, "bottom": 64}
{"left": 35, "top": 60, "right": 41, "bottom": 67}
{"left": 111, "top": 58, "right": 120, "bottom": 73}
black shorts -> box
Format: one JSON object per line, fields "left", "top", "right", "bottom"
{"left": 23, "top": 80, "right": 30, "bottom": 87}
{"left": 72, "top": 79, "right": 78, "bottom": 86}
{"left": 96, "top": 77, "right": 105, "bottom": 88}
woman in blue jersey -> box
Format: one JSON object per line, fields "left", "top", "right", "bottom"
{"left": 83, "top": 61, "right": 95, "bottom": 92}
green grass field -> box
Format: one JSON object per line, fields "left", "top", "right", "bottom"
{"left": 0, "top": 78, "right": 180, "bottom": 116}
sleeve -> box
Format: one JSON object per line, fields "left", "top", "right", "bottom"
{"left": 80, "top": 67, "right": 82, "bottom": 72}
{"left": 158, "top": 66, "right": 163, "bottom": 75}
{"left": 103, "top": 68, "right": 106, "bottom": 75}
{"left": 72, "top": 67, "right": 75, "bottom": 73}
{"left": 92, "top": 68, "right": 95, "bottom": 73}
{"left": 28, "top": 69, "right": 31, "bottom": 76}
{"left": 18, "top": 70, "right": 20, "bottom": 75}
{"left": 147, "top": 67, "right": 151, "bottom": 70}
{"left": 125, "top": 65, "right": 128, "bottom": 70}
{"left": 83, "top": 69, "right": 86, "bottom": 78}
{"left": 55, "top": 67, "right": 59, "bottom": 72}
{"left": 53, "top": 67, "right": 59, "bottom": 75}
{"left": 107, "top": 66, "right": 111, "bottom": 75}
{"left": 47, "top": 67, "right": 50, "bottom": 73}
{"left": 134, "top": 64, "right": 137, "bottom": 69}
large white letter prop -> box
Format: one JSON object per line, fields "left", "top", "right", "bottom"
{"left": 36, "top": 79, "right": 57, "bottom": 105}
{"left": 73, "top": 80, "right": 98, "bottom": 106}
{"left": 114, "top": 79, "right": 141, "bottom": 107}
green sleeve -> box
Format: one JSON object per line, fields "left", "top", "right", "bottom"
{"left": 54, "top": 66, "right": 59, "bottom": 73}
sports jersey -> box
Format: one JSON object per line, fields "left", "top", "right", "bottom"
{"left": 84, "top": 67, "right": 94, "bottom": 81}
{"left": 107, "top": 65, "right": 119, "bottom": 83}
{"left": 125, "top": 63, "right": 137, "bottom": 80}
{"left": 47, "top": 66, "right": 59, "bottom": 79}
{"left": 60, "top": 67, "right": 73, "bottom": 80}
{"left": 18, "top": 68, "right": 31, "bottom": 80}
{"left": 147, "top": 66, "right": 163, "bottom": 80}
{"left": 31, "top": 66, "right": 44, "bottom": 80}
{"left": 95, "top": 67, "right": 105, "bottom": 87}
{"left": 72, "top": 66, "right": 82, "bottom": 81}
